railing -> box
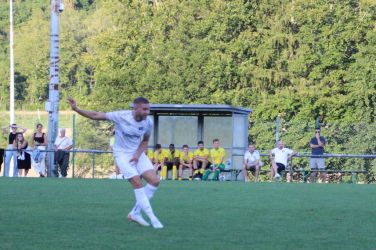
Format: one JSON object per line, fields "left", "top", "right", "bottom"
{"left": 1, "top": 148, "right": 376, "bottom": 183}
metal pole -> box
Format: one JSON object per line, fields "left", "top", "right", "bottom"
{"left": 71, "top": 114, "right": 76, "bottom": 178}
{"left": 91, "top": 154, "right": 95, "bottom": 179}
{"left": 46, "top": 0, "right": 62, "bottom": 177}
{"left": 9, "top": 0, "right": 15, "bottom": 124}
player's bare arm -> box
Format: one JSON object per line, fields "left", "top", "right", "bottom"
{"left": 67, "top": 97, "right": 107, "bottom": 120}
{"left": 130, "top": 134, "right": 150, "bottom": 164}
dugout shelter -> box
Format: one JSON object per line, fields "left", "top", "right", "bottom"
{"left": 148, "top": 104, "right": 252, "bottom": 179}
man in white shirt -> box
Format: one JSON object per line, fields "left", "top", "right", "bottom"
{"left": 67, "top": 96, "right": 163, "bottom": 229}
{"left": 243, "top": 143, "right": 262, "bottom": 182}
{"left": 54, "top": 128, "right": 73, "bottom": 178}
{"left": 269, "top": 141, "right": 297, "bottom": 181}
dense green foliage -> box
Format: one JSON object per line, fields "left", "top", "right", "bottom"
{"left": 0, "top": 178, "right": 375, "bottom": 249}
{"left": 0, "top": 1, "right": 375, "bottom": 179}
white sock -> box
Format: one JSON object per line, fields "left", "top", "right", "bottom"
{"left": 134, "top": 188, "right": 157, "bottom": 221}
{"left": 132, "top": 184, "right": 158, "bottom": 214}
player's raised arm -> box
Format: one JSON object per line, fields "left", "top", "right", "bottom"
{"left": 67, "top": 97, "right": 107, "bottom": 120}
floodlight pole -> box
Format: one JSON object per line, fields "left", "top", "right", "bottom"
{"left": 9, "top": 0, "right": 15, "bottom": 124}
{"left": 46, "top": 0, "right": 62, "bottom": 177}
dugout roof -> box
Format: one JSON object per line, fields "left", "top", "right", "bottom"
{"left": 150, "top": 104, "right": 251, "bottom": 116}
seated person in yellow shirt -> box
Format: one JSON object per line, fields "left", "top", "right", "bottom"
{"left": 178, "top": 144, "right": 193, "bottom": 181}
{"left": 153, "top": 144, "right": 167, "bottom": 178}
{"left": 203, "top": 138, "right": 226, "bottom": 181}
{"left": 145, "top": 148, "right": 154, "bottom": 163}
{"left": 164, "top": 144, "right": 180, "bottom": 180}
{"left": 193, "top": 141, "right": 209, "bottom": 180}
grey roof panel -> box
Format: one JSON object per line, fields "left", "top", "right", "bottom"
{"left": 150, "top": 104, "right": 252, "bottom": 115}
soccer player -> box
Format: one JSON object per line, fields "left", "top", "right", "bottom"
{"left": 178, "top": 144, "right": 193, "bottom": 181}
{"left": 67, "top": 96, "right": 163, "bottom": 229}
{"left": 203, "top": 139, "right": 226, "bottom": 181}
{"left": 193, "top": 141, "right": 209, "bottom": 180}
{"left": 145, "top": 148, "right": 154, "bottom": 163}
{"left": 153, "top": 144, "right": 167, "bottom": 179}
{"left": 164, "top": 144, "right": 180, "bottom": 180}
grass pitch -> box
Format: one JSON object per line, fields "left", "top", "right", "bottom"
{"left": 0, "top": 178, "right": 375, "bottom": 250}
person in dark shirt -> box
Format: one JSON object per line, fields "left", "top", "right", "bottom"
{"left": 309, "top": 128, "right": 326, "bottom": 183}
{"left": 31, "top": 123, "right": 48, "bottom": 177}
{"left": 2, "top": 124, "right": 26, "bottom": 177}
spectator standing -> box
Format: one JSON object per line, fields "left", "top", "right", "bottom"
{"left": 54, "top": 128, "right": 73, "bottom": 178}
{"left": 13, "top": 133, "right": 31, "bottom": 177}
{"left": 2, "top": 124, "right": 26, "bottom": 177}
{"left": 31, "top": 123, "right": 47, "bottom": 177}
{"left": 309, "top": 128, "right": 326, "bottom": 183}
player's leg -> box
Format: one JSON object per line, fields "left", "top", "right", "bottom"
{"left": 273, "top": 161, "right": 281, "bottom": 179}
{"left": 317, "top": 158, "right": 326, "bottom": 183}
{"left": 212, "top": 164, "right": 223, "bottom": 181}
{"left": 192, "top": 158, "right": 199, "bottom": 178}
{"left": 131, "top": 154, "right": 163, "bottom": 228}
{"left": 270, "top": 160, "right": 277, "bottom": 179}
{"left": 254, "top": 165, "right": 259, "bottom": 182}
{"left": 200, "top": 160, "right": 207, "bottom": 176}
{"left": 187, "top": 163, "right": 193, "bottom": 180}
{"left": 172, "top": 157, "right": 179, "bottom": 180}
{"left": 243, "top": 164, "right": 250, "bottom": 182}
{"left": 309, "top": 158, "right": 317, "bottom": 183}
{"left": 202, "top": 163, "right": 212, "bottom": 181}
{"left": 178, "top": 163, "right": 184, "bottom": 180}
{"left": 276, "top": 163, "right": 285, "bottom": 181}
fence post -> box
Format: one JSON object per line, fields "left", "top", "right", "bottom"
{"left": 91, "top": 153, "right": 95, "bottom": 179}
{"left": 71, "top": 114, "right": 76, "bottom": 178}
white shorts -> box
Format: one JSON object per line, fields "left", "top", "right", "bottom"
{"left": 114, "top": 152, "right": 154, "bottom": 179}
{"left": 310, "top": 158, "right": 325, "bottom": 169}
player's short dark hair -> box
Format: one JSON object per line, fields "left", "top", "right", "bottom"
{"left": 36, "top": 123, "right": 43, "bottom": 128}
{"left": 133, "top": 97, "right": 149, "bottom": 106}
{"left": 248, "top": 142, "right": 255, "bottom": 147}
{"left": 182, "top": 144, "right": 189, "bottom": 149}
{"left": 197, "top": 140, "right": 204, "bottom": 145}
{"left": 155, "top": 144, "right": 162, "bottom": 149}
{"left": 169, "top": 144, "right": 175, "bottom": 148}
{"left": 212, "top": 138, "right": 219, "bottom": 143}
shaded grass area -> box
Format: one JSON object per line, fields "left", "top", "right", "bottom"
{"left": 0, "top": 178, "right": 375, "bottom": 250}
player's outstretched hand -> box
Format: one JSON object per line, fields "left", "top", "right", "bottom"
{"left": 67, "top": 97, "right": 77, "bottom": 110}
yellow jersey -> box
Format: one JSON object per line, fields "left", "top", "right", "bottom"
{"left": 180, "top": 151, "right": 193, "bottom": 163}
{"left": 146, "top": 149, "right": 154, "bottom": 160}
{"left": 210, "top": 147, "right": 226, "bottom": 165}
{"left": 153, "top": 149, "right": 168, "bottom": 163}
{"left": 193, "top": 148, "right": 209, "bottom": 158}
{"left": 165, "top": 149, "right": 180, "bottom": 161}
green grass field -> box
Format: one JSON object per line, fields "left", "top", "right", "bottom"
{"left": 0, "top": 178, "right": 375, "bottom": 250}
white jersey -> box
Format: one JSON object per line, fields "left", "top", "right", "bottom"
{"left": 244, "top": 150, "right": 261, "bottom": 166}
{"left": 54, "top": 136, "right": 73, "bottom": 150}
{"left": 271, "top": 147, "right": 293, "bottom": 166}
{"left": 106, "top": 110, "right": 153, "bottom": 154}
